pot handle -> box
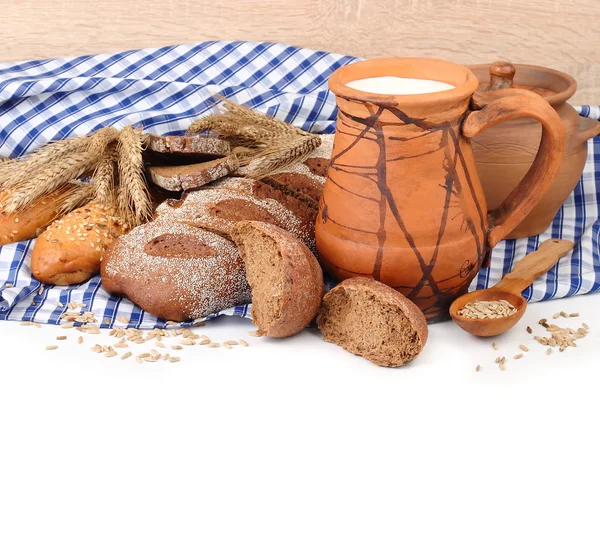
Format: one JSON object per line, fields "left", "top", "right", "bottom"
{"left": 573, "top": 115, "right": 600, "bottom": 146}
{"left": 462, "top": 88, "right": 565, "bottom": 248}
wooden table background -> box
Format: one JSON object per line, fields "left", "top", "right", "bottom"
{"left": 0, "top": 0, "right": 598, "bottom": 104}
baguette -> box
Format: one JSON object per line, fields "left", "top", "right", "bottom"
{"left": 0, "top": 185, "right": 94, "bottom": 246}
{"left": 31, "top": 201, "right": 128, "bottom": 285}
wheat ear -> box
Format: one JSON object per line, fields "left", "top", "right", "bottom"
{"left": 116, "top": 126, "right": 151, "bottom": 227}
{"left": 93, "top": 144, "right": 117, "bottom": 207}
{"left": 0, "top": 127, "right": 119, "bottom": 213}
{"left": 246, "top": 134, "right": 322, "bottom": 178}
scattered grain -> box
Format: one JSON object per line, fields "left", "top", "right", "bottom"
{"left": 239, "top": 339, "right": 249, "bottom": 347}
{"left": 526, "top": 326, "right": 532, "bottom": 334}
{"left": 514, "top": 354, "right": 523, "bottom": 360}
{"left": 45, "top": 345, "right": 58, "bottom": 350}
{"left": 121, "top": 351, "right": 132, "bottom": 360}
{"left": 519, "top": 345, "right": 529, "bottom": 352}
{"left": 56, "top": 335, "right": 67, "bottom": 341}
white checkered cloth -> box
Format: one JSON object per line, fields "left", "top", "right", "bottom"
{"left": 0, "top": 42, "right": 598, "bottom": 328}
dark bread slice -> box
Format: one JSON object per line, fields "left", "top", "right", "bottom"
{"left": 316, "top": 278, "right": 428, "bottom": 367}
{"left": 148, "top": 156, "right": 239, "bottom": 192}
{"left": 231, "top": 221, "right": 323, "bottom": 338}
{"left": 146, "top": 134, "right": 231, "bottom": 156}
{"left": 102, "top": 219, "right": 250, "bottom": 322}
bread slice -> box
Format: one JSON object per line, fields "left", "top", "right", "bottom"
{"left": 148, "top": 156, "right": 239, "bottom": 191}
{"left": 231, "top": 221, "right": 324, "bottom": 338}
{"left": 146, "top": 134, "right": 231, "bottom": 156}
{"left": 316, "top": 278, "right": 428, "bottom": 367}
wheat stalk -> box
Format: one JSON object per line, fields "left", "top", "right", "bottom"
{"left": 116, "top": 126, "right": 151, "bottom": 227}
{"left": 54, "top": 181, "right": 97, "bottom": 218}
{"left": 187, "top": 97, "right": 321, "bottom": 178}
{"left": 93, "top": 144, "right": 117, "bottom": 207}
{"left": 0, "top": 127, "right": 120, "bottom": 213}
{"left": 246, "top": 134, "right": 322, "bottom": 178}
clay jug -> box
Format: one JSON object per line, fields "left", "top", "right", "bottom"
{"left": 468, "top": 61, "right": 600, "bottom": 238}
{"left": 316, "top": 58, "right": 565, "bottom": 322}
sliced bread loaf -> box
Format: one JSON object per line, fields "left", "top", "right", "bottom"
{"left": 231, "top": 221, "right": 323, "bottom": 338}
{"left": 316, "top": 278, "right": 428, "bottom": 367}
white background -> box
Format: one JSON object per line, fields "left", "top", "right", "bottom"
{"left": 1, "top": 292, "right": 599, "bottom": 550}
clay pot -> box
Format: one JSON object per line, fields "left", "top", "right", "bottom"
{"left": 468, "top": 61, "right": 600, "bottom": 239}
{"left": 316, "top": 58, "right": 565, "bottom": 322}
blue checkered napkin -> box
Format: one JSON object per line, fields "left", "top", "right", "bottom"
{"left": 0, "top": 41, "right": 599, "bottom": 328}
{"left": 0, "top": 41, "right": 355, "bottom": 328}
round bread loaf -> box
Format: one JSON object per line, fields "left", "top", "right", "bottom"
{"left": 101, "top": 219, "right": 250, "bottom": 321}
{"left": 231, "top": 221, "right": 324, "bottom": 338}
{"left": 31, "top": 201, "right": 128, "bottom": 285}
{"left": 157, "top": 180, "right": 316, "bottom": 249}
{"left": 316, "top": 278, "right": 429, "bottom": 367}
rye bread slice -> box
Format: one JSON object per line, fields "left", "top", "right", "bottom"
{"left": 146, "top": 134, "right": 231, "bottom": 156}
{"left": 317, "top": 278, "right": 428, "bottom": 367}
{"left": 231, "top": 221, "right": 324, "bottom": 338}
{"left": 148, "top": 156, "right": 239, "bottom": 191}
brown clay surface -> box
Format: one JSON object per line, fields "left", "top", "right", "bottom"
{"left": 316, "top": 58, "right": 564, "bottom": 322}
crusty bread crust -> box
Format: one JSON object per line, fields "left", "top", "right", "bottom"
{"left": 231, "top": 221, "right": 324, "bottom": 338}
{"left": 101, "top": 219, "right": 250, "bottom": 321}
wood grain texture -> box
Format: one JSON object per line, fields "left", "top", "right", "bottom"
{"left": 0, "top": 0, "right": 598, "bottom": 104}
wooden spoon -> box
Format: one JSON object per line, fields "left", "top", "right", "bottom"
{"left": 449, "top": 239, "right": 574, "bottom": 337}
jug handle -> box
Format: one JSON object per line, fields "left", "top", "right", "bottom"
{"left": 462, "top": 88, "right": 565, "bottom": 248}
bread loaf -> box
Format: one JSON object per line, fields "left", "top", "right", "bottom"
{"left": 157, "top": 178, "right": 316, "bottom": 249}
{"left": 1, "top": 188, "right": 67, "bottom": 246}
{"left": 316, "top": 278, "right": 428, "bottom": 367}
{"left": 101, "top": 219, "right": 250, "bottom": 321}
{"left": 0, "top": 183, "right": 95, "bottom": 247}
{"left": 31, "top": 201, "right": 128, "bottom": 285}
{"left": 231, "top": 221, "right": 323, "bottom": 337}
{"left": 101, "top": 136, "right": 334, "bottom": 321}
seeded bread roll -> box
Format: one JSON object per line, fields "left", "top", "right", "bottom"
{"left": 31, "top": 201, "right": 128, "bottom": 285}
{"left": 101, "top": 219, "right": 250, "bottom": 321}
{"left": 0, "top": 188, "right": 72, "bottom": 246}
{"left": 231, "top": 221, "right": 323, "bottom": 337}
{"left": 317, "top": 278, "right": 428, "bottom": 367}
